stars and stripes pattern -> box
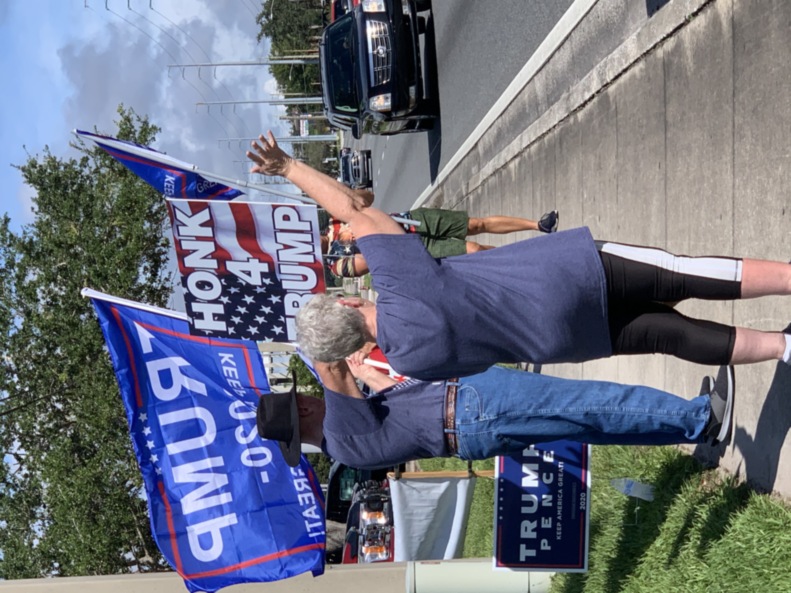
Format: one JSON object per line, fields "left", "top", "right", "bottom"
{"left": 180, "top": 273, "right": 288, "bottom": 342}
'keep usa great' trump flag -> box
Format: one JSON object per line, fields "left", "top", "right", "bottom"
{"left": 85, "top": 289, "right": 325, "bottom": 592}
{"left": 168, "top": 199, "right": 325, "bottom": 343}
{"left": 75, "top": 129, "right": 243, "bottom": 200}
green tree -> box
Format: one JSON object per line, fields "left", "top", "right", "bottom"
{"left": 292, "top": 140, "right": 337, "bottom": 177}
{"left": 256, "top": 1, "right": 340, "bottom": 173}
{"left": 0, "top": 106, "right": 172, "bottom": 579}
{"left": 288, "top": 353, "right": 324, "bottom": 398}
{"left": 287, "top": 355, "right": 332, "bottom": 482}
{"left": 256, "top": 0, "right": 324, "bottom": 96}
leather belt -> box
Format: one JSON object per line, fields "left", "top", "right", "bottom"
{"left": 444, "top": 379, "right": 459, "bottom": 455}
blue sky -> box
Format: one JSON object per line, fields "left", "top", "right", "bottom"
{"left": 0, "top": 0, "right": 292, "bottom": 233}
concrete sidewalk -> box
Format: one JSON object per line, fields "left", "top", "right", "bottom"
{"left": 421, "top": 0, "right": 791, "bottom": 496}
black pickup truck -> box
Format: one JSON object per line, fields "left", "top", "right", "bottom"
{"left": 320, "top": 0, "right": 436, "bottom": 138}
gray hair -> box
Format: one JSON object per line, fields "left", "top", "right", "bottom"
{"left": 295, "top": 293, "right": 366, "bottom": 362}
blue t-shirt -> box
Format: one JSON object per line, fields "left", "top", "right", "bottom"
{"left": 322, "top": 379, "right": 448, "bottom": 470}
{"left": 357, "top": 228, "right": 611, "bottom": 381}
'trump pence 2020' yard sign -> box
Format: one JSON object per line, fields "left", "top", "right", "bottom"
{"left": 494, "top": 441, "right": 590, "bottom": 572}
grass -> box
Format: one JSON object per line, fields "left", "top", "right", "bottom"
{"left": 419, "top": 457, "right": 496, "bottom": 558}
{"left": 422, "top": 446, "right": 791, "bottom": 592}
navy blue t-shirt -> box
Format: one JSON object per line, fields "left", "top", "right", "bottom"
{"left": 356, "top": 228, "right": 611, "bottom": 381}
{"left": 321, "top": 379, "right": 448, "bottom": 470}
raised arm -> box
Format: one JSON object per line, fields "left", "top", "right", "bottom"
{"left": 246, "top": 132, "right": 401, "bottom": 239}
{"left": 354, "top": 188, "right": 375, "bottom": 207}
{"left": 330, "top": 254, "right": 370, "bottom": 278}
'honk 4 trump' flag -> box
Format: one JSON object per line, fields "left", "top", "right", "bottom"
{"left": 85, "top": 289, "right": 325, "bottom": 593}
{"left": 168, "top": 199, "right": 325, "bottom": 343}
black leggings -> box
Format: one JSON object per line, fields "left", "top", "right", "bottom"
{"left": 598, "top": 242, "right": 741, "bottom": 365}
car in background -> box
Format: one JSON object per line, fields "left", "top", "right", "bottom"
{"left": 341, "top": 479, "right": 395, "bottom": 564}
{"left": 325, "top": 461, "right": 405, "bottom": 564}
{"left": 325, "top": 461, "right": 390, "bottom": 524}
{"left": 319, "top": 0, "right": 436, "bottom": 139}
{"left": 339, "top": 147, "right": 373, "bottom": 189}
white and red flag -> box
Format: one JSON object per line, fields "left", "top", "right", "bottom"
{"left": 168, "top": 199, "right": 325, "bottom": 342}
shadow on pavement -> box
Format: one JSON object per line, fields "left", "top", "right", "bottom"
{"left": 693, "top": 363, "right": 791, "bottom": 493}
{"left": 646, "top": 0, "right": 672, "bottom": 16}
{"left": 422, "top": 11, "right": 442, "bottom": 182}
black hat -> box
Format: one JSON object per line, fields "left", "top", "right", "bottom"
{"left": 256, "top": 370, "right": 301, "bottom": 467}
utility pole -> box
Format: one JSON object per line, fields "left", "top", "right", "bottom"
{"left": 220, "top": 135, "right": 338, "bottom": 144}
{"left": 279, "top": 114, "right": 328, "bottom": 121}
{"left": 168, "top": 58, "right": 319, "bottom": 70}
{"left": 197, "top": 98, "right": 323, "bottom": 107}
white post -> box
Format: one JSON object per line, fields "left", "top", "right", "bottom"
{"left": 406, "top": 560, "right": 552, "bottom": 593}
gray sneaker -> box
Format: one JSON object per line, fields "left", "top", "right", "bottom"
{"left": 705, "top": 365, "right": 734, "bottom": 445}
{"left": 698, "top": 375, "right": 714, "bottom": 397}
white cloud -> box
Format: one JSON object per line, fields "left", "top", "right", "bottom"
{"left": 14, "top": 182, "right": 36, "bottom": 226}
{"left": 2, "top": 0, "right": 301, "bottom": 230}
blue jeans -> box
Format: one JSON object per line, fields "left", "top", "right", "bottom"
{"left": 452, "top": 366, "right": 711, "bottom": 461}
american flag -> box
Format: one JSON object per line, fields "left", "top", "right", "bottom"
{"left": 184, "top": 273, "right": 288, "bottom": 342}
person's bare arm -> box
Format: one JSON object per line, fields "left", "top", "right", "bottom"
{"left": 332, "top": 254, "right": 370, "bottom": 278}
{"left": 346, "top": 357, "right": 398, "bottom": 393}
{"left": 247, "top": 132, "right": 401, "bottom": 239}
{"left": 314, "top": 359, "right": 366, "bottom": 399}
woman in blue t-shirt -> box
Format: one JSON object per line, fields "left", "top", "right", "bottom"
{"left": 248, "top": 132, "right": 791, "bottom": 379}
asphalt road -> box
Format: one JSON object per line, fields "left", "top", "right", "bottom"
{"left": 353, "top": 0, "right": 574, "bottom": 212}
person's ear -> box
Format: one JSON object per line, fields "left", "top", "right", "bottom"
{"left": 296, "top": 395, "right": 320, "bottom": 418}
{"left": 295, "top": 395, "right": 310, "bottom": 416}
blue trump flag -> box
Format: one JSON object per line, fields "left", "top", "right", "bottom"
{"left": 84, "top": 289, "right": 325, "bottom": 592}
{"left": 75, "top": 129, "right": 243, "bottom": 200}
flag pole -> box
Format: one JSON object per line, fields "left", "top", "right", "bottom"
{"left": 195, "top": 172, "right": 421, "bottom": 224}
{"left": 80, "top": 288, "right": 189, "bottom": 320}
{"left": 73, "top": 130, "right": 420, "bottom": 222}
{"left": 73, "top": 129, "right": 314, "bottom": 205}
{"left": 192, "top": 168, "right": 315, "bottom": 204}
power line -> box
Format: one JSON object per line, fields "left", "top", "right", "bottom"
{"left": 93, "top": 1, "right": 242, "bottom": 149}
{"left": 127, "top": 1, "right": 248, "bottom": 139}
{"left": 238, "top": 0, "right": 260, "bottom": 19}
{"left": 148, "top": 1, "right": 254, "bottom": 124}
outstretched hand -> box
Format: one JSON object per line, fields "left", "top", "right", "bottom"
{"left": 246, "top": 131, "right": 293, "bottom": 177}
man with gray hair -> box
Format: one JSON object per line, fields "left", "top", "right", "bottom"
{"left": 247, "top": 132, "right": 791, "bottom": 380}
{"left": 295, "top": 294, "right": 369, "bottom": 362}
